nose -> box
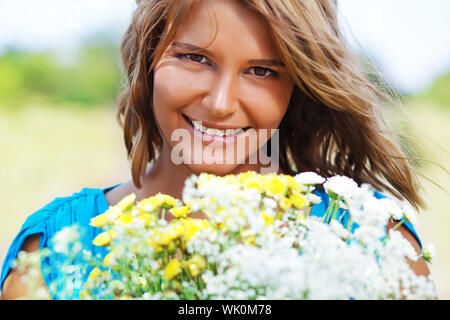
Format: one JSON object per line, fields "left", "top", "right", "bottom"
{"left": 201, "top": 71, "right": 238, "bottom": 117}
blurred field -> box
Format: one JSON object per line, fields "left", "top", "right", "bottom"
{"left": 0, "top": 104, "right": 130, "bottom": 276}
{"left": 407, "top": 100, "right": 450, "bottom": 299}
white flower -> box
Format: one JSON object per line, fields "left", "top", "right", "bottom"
{"left": 359, "top": 197, "right": 391, "bottom": 228}
{"left": 346, "top": 185, "right": 374, "bottom": 211}
{"left": 263, "top": 197, "right": 278, "bottom": 210}
{"left": 402, "top": 203, "right": 420, "bottom": 226}
{"left": 52, "top": 226, "right": 80, "bottom": 254}
{"left": 294, "top": 172, "right": 325, "bottom": 185}
{"left": 378, "top": 198, "right": 403, "bottom": 221}
{"left": 306, "top": 193, "right": 322, "bottom": 204}
{"left": 354, "top": 225, "right": 384, "bottom": 244}
{"left": 323, "top": 175, "right": 359, "bottom": 199}
{"left": 386, "top": 229, "right": 419, "bottom": 262}
{"left": 422, "top": 243, "right": 436, "bottom": 264}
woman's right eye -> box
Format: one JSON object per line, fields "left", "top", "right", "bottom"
{"left": 177, "top": 53, "right": 209, "bottom": 65}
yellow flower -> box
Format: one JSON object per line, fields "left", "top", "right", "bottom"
{"left": 131, "top": 243, "right": 141, "bottom": 253}
{"left": 159, "top": 230, "right": 179, "bottom": 246}
{"left": 186, "top": 254, "right": 207, "bottom": 277}
{"left": 241, "top": 230, "right": 256, "bottom": 245}
{"left": 116, "top": 193, "right": 136, "bottom": 211}
{"left": 238, "top": 172, "right": 261, "bottom": 191}
{"left": 103, "top": 250, "right": 113, "bottom": 266}
{"left": 139, "top": 213, "right": 155, "bottom": 227}
{"left": 296, "top": 213, "right": 306, "bottom": 221}
{"left": 118, "top": 214, "right": 133, "bottom": 225}
{"left": 146, "top": 228, "right": 180, "bottom": 252}
{"left": 93, "top": 231, "right": 112, "bottom": 246}
{"left": 262, "top": 175, "right": 287, "bottom": 197}
{"left": 261, "top": 210, "right": 275, "bottom": 226}
{"left": 169, "top": 206, "right": 191, "bottom": 219}
{"left": 222, "top": 174, "right": 239, "bottom": 186}
{"left": 146, "top": 237, "right": 163, "bottom": 253}
{"left": 162, "top": 290, "right": 175, "bottom": 298}
{"left": 289, "top": 193, "right": 308, "bottom": 209}
{"left": 87, "top": 267, "right": 102, "bottom": 280}
{"left": 90, "top": 212, "right": 110, "bottom": 228}
{"left": 140, "top": 193, "right": 178, "bottom": 211}
{"left": 139, "top": 196, "right": 162, "bottom": 212}
{"left": 180, "top": 218, "right": 211, "bottom": 240}
{"left": 172, "top": 281, "right": 182, "bottom": 291}
{"left": 163, "top": 258, "right": 182, "bottom": 281}
{"left": 284, "top": 175, "right": 303, "bottom": 194}
{"left": 275, "top": 211, "right": 283, "bottom": 220}
{"left": 189, "top": 254, "right": 207, "bottom": 268}
{"left": 80, "top": 289, "right": 89, "bottom": 300}
{"left": 90, "top": 207, "right": 121, "bottom": 228}
{"left": 242, "top": 178, "right": 263, "bottom": 192}
{"left": 156, "top": 193, "right": 178, "bottom": 209}
{"left": 167, "top": 241, "right": 176, "bottom": 252}
{"left": 187, "top": 264, "right": 200, "bottom": 277}
{"left": 278, "top": 197, "right": 292, "bottom": 210}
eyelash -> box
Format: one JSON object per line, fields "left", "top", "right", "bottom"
{"left": 175, "top": 53, "right": 279, "bottom": 79}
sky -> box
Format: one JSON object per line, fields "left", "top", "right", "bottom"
{"left": 0, "top": 0, "right": 449, "bottom": 93}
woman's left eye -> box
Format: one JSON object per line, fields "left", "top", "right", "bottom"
{"left": 248, "top": 67, "right": 278, "bottom": 78}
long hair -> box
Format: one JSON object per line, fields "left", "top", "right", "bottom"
{"left": 116, "top": 0, "right": 425, "bottom": 210}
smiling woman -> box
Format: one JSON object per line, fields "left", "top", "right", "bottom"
{"left": 150, "top": 0, "right": 294, "bottom": 177}
{"left": 0, "top": 0, "right": 432, "bottom": 300}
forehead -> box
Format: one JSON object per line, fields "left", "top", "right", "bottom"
{"left": 170, "top": 0, "right": 280, "bottom": 59}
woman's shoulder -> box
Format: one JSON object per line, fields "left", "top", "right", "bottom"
{"left": 0, "top": 183, "right": 121, "bottom": 294}
{"left": 20, "top": 184, "right": 119, "bottom": 232}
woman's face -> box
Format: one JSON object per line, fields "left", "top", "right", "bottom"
{"left": 153, "top": 0, "right": 294, "bottom": 175}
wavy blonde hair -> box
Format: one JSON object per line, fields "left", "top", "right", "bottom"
{"left": 117, "top": 0, "right": 425, "bottom": 210}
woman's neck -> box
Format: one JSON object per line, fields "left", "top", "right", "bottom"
{"left": 141, "top": 144, "right": 193, "bottom": 201}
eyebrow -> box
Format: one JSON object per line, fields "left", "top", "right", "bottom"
{"left": 171, "top": 41, "right": 285, "bottom": 68}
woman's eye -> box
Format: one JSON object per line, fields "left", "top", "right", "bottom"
{"left": 179, "top": 53, "right": 208, "bottom": 64}
{"left": 248, "top": 67, "right": 278, "bottom": 78}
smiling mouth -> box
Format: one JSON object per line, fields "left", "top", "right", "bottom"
{"left": 182, "top": 114, "right": 250, "bottom": 137}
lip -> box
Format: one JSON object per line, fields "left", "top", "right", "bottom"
{"left": 182, "top": 113, "right": 250, "bottom": 130}
{"left": 181, "top": 113, "right": 250, "bottom": 144}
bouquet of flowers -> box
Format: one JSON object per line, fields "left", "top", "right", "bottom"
{"left": 15, "top": 171, "right": 437, "bottom": 299}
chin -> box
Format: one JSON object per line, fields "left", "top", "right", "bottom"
{"left": 185, "top": 162, "right": 241, "bottom": 177}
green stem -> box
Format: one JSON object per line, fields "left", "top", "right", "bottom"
{"left": 381, "top": 219, "right": 405, "bottom": 246}
{"left": 346, "top": 216, "right": 353, "bottom": 232}
{"left": 337, "top": 209, "right": 348, "bottom": 223}
{"left": 325, "top": 197, "right": 340, "bottom": 224}
{"left": 198, "top": 275, "right": 205, "bottom": 291}
{"left": 183, "top": 264, "right": 196, "bottom": 288}
{"left": 330, "top": 202, "right": 339, "bottom": 222}
{"left": 303, "top": 206, "right": 310, "bottom": 220}
{"left": 322, "top": 198, "right": 333, "bottom": 223}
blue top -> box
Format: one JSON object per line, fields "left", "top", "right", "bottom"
{"left": 0, "top": 184, "right": 422, "bottom": 299}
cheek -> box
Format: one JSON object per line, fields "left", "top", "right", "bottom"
{"left": 243, "top": 84, "right": 291, "bottom": 129}
{"left": 153, "top": 65, "right": 208, "bottom": 112}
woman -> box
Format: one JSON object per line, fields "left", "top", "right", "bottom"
{"left": 1, "top": 0, "right": 430, "bottom": 299}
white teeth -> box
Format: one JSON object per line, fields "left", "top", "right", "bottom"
{"left": 191, "top": 119, "right": 244, "bottom": 137}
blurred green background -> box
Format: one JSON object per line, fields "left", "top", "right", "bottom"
{"left": 0, "top": 1, "right": 449, "bottom": 299}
